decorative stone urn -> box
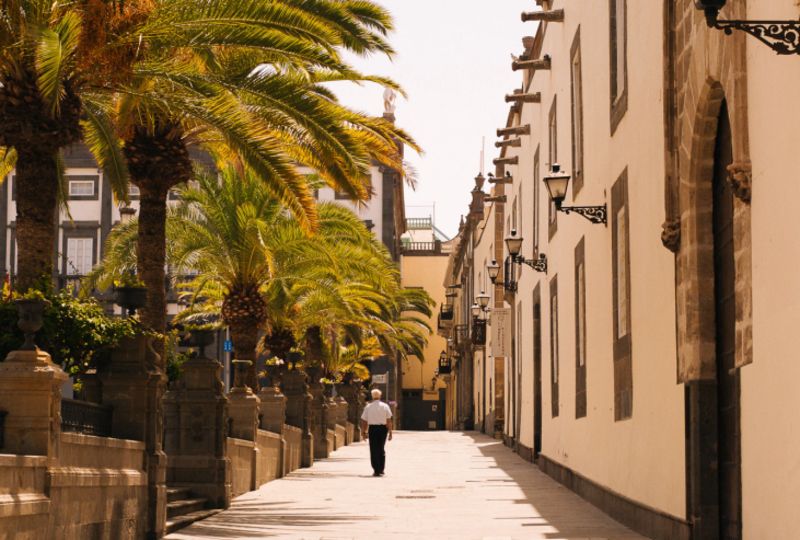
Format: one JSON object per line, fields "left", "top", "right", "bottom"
{"left": 113, "top": 286, "right": 147, "bottom": 317}
{"left": 14, "top": 298, "right": 48, "bottom": 350}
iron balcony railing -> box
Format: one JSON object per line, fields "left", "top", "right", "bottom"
{"left": 472, "top": 319, "right": 487, "bottom": 346}
{"left": 61, "top": 399, "right": 112, "bottom": 437}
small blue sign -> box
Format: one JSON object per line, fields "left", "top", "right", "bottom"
{"left": 223, "top": 340, "right": 233, "bottom": 353}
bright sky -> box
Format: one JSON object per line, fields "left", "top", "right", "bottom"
{"left": 330, "top": 0, "right": 535, "bottom": 238}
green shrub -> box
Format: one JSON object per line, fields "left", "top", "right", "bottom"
{"left": 0, "top": 292, "right": 139, "bottom": 378}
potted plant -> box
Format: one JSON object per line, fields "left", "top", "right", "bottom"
{"left": 263, "top": 357, "right": 286, "bottom": 389}
{"left": 14, "top": 289, "right": 50, "bottom": 350}
{"left": 112, "top": 272, "right": 147, "bottom": 316}
{"left": 286, "top": 348, "right": 304, "bottom": 370}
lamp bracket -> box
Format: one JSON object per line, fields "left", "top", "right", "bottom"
{"left": 558, "top": 204, "right": 607, "bottom": 225}
{"left": 515, "top": 253, "right": 548, "bottom": 274}
{"left": 707, "top": 17, "right": 800, "bottom": 55}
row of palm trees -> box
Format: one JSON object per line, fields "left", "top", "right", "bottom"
{"left": 0, "top": 1, "right": 425, "bottom": 373}
{"left": 88, "top": 166, "right": 433, "bottom": 388}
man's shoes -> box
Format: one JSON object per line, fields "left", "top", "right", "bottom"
{"left": 372, "top": 472, "right": 380, "bottom": 477}
{"left": 379, "top": 472, "right": 385, "bottom": 476}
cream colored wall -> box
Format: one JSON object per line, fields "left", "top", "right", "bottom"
{"left": 470, "top": 208, "right": 496, "bottom": 431}
{"left": 491, "top": 0, "right": 685, "bottom": 518}
{"left": 400, "top": 253, "right": 449, "bottom": 390}
{"left": 741, "top": 0, "right": 800, "bottom": 535}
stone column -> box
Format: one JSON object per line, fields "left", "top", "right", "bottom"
{"left": 0, "top": 348, "right": 67, "bottom": 460}
{"left": 228, "top": 366, "right": 260, "bottom": 442}
{"left": 309, "top": 380, "right": 330, "bottom": 459}
{"left": 257, "top": 385, "right": 286, "bottom": 434}
{"left": 281, "top": 369, "right": 314, "bottom": 468}
{"left": 337, "top": 382, "right": 362, "bottom": 442}
{"left": 162, "top": 340, "right": 230, "bottom": 509}
{"left": 100, "top": 334, "right": 168, "bottom": 538}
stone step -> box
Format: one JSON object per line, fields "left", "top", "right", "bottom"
{"left": 166, "top": 487, "right": 192, "bottom": 503}
{"left": 165, "top": 508, "right": 222, "bottom": 535}
{"left": 167, "top": 498, "right": 208, "bottom": 519}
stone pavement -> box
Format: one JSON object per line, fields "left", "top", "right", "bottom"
{"left": 166, "top": 431, "right": 647, "bottom": 540}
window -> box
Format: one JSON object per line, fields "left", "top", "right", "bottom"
{"left": 609, "top": 0, "right": 628, "bottom": 133}
{"left": 549, "top": 275, "right": 559, "bottom": 418}
{"left": 66, "top": 175, "right": 99, "bottom": 200}
{"left": 570, "top": 28, "right": 585, "bottom": 194}
{"left": 611, "top": 169, "right": 632, "bottom": 420}
{"left": 575, "top": 238, "right": 587, "bottom": 418}
{"left": 69, "top": 180, "right": 94, "bottom": 197}
{"left": 66, "top": 237, "right": 94, "bottom": 275}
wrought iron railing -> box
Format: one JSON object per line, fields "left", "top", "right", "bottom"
{"left": 61, "top": 399, "right": 112, "bottom": 437}
{"left": 439, "top": 304, "right": 454, "bottom": 321}
{"left": 472, "top": 320, "right": 487, "bottom": 346}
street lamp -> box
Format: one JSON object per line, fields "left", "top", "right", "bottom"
{"left": 471, "top": 303, "right": 481, "bottom": 319}
{"left": 695, "top": 0, "right": 800, "bottom": 55}
{"left": 505, "top": 230, "right": 547, "bottom": 273}
{"left": 487, "top": 260, "right": 501, "bottom": 284}
{"left": 476, "top": 291, "right": 491, "bottom": 309}
{"left": 543, "top": 164, "right": 607, "bottom": 225}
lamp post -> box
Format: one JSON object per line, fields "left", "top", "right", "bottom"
{"left": 543, "top": 164, "right": 607, "bottom": 225}
{"left": 695, "top": 0, "right": 800, "bottom": 55}
{"left": 505, "top": 230, "right": 547, "bottom": 273}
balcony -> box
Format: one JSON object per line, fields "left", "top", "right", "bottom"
{"left": 401, "top": 239, "right": 443, "bottom": 255}
{"left": 406, "top": 217, "right": 434, "bottom": 230}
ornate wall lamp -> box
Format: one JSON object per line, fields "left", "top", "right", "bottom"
{"left": 505, "top": 230, "right": 547, "bottom": 273}
{"left": 544, "top": 164, "right": 607, "bottom": 225}
{"left": 696, "top": 0, "right": 800, "bottom": 55}
{"left": 487, "top": 260, "right": 501, "bottom": 284}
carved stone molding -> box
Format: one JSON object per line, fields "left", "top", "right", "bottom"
{"left": 661, "top": 219, "right": 681, "bottom": 253}
{"left": 726, "top": 161, "right": 752, "bottom": 203}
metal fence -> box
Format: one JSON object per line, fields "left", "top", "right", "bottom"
{"left": 61, "top": 399, "right": 113, "bottom": 437}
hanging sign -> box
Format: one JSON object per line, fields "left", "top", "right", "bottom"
{"left": 372, "top": 373, "right": 388, "bottom": 384}
{"left": 223, "top": 340, "right": 233, "bottom": 353}
{"left": 492, "top": 308, "right": 511, "bottom": 357}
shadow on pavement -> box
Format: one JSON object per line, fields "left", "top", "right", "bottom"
{"left": 169, "top": 504, "right": 377, "bottom": 538}
{"left": 462, "top": 431, "right": 644, "bottom": 540}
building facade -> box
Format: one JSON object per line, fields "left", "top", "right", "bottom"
{"left": 441, "top": 1, "right": 800, "bottom": 539}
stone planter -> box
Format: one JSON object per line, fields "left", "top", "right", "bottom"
{"left": 113, "top": 286, "right": 147, "bottom": 317}
{"left": 188, "top": 328, "right": 215, "bottom": 358}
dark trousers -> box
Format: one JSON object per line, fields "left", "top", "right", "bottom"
{"left": 368, "top": 425, "right": 388, "bottom": 474}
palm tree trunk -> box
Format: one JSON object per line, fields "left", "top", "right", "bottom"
{"left": 137, "top": 183, "right": 168, "bottom": 341}
{"left": 14, "top": 148, "right": 58, "bottom": 292}
{"left": 230, "top": 322, "right": 260, "bottom": 390}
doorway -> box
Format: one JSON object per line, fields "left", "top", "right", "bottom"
{"left": 532, "top": 287, "right": 542, "bottom": 458}
{"left": 712, "top": 100, "right": 742, "bottom": 539}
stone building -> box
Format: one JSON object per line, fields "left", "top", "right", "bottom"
{"left": 398, "top": 217, "right": 452, "bottom": 430}
{"left": 442, "top": 1, "right": 800, "bottom": 539}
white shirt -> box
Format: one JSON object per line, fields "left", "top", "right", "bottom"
{"left": 361, "top": 400, "right": 393, "bottom": 425}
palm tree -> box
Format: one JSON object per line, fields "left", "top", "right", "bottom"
{"left": 0, "top": 1, "right": 131, "bottom": 291}
{"left": 94, "top": 0, "right": 418, "bottom": 338}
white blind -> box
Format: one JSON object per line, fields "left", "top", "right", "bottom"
{"left": 66, "top": 237, "right": 94, "bottom": 275}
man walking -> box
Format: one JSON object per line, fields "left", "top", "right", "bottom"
{"left": 360, "top": 389, "right": 393, "bottom": 476}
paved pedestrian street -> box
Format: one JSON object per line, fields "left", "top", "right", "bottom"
{"left": 167, "top": 431, "right": 646, "bottom": 540}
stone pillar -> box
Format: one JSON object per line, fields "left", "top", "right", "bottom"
{"left": 0, "top": 348, "right": 67, "bottom": 460}
{"left": 335, "top": 396, "right": 348, "bottom": 427}
{"left": 309, "top": 381, "right": 330, "bottom": 459}
{"left": 337, "top": 382, "right": 362, "bottom": 442}
{"left": 228, "top": 360, "right": 261, "bottom": 441}
{"left": 100, "top": 334, "right": 168, "bottom": 538}
{"left": 257, "top": 386, "right": 286, "bottom": 434}
{"left": 162, "top": 341, "right": 230, "bottom": 509}
{"left": 281, "top": 369, "right": 314, "bottom": 468}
